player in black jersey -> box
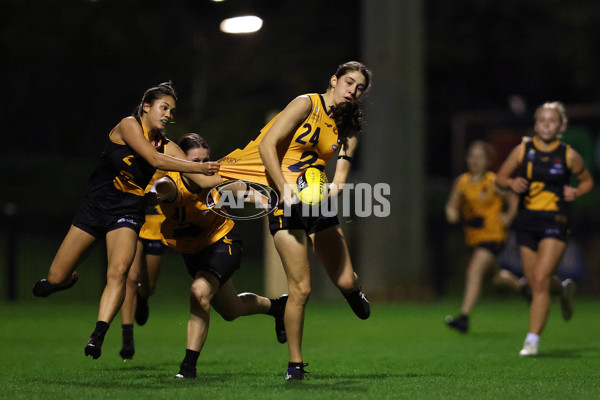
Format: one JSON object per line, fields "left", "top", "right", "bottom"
{"left": 496, "top": 102, "right": 593, "bottom": 356}
{"left": 32, "top": 82, "right": 220, "bottom": 360}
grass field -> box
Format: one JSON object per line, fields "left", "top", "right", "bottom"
{"left": 1, "top": 295, "right": 599, "bottom": 400}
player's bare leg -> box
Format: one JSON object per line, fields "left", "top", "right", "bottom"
{"left": 519, "top": 238, "right": 566, "bottom": 355}
{"left": 85, "top": 227, "right": 137, "bottom": 359}
{"left": 33, "top": 225, "right": 94, "bottom": 297}
{"left": 524, "top": 239, "right": 566, "bottom": 335}
{"left": 175, "top": 272, "right": 219, "bottom": 378}
{"left": 134, "top": 249, "right": 162, "bottom": 326}
{"left": 312, "top": 225, "right": 370, "bottom": 320}
{"left": 492, "top": 269, "right": 523, "bottom": 291}
{"left": 461, "top": 248, "right": 496, "bottom": 315}
{"left": 274, "top": 229, "right": 311, "bottom": 380}
{"left": 119, "top": 240, "right": 144, "bottom": 359}
{"left": 212, "top": 279, "right": 287, "bottom": 343}
{"left": 445, "top": 248, "right": 496, "bottom": 333}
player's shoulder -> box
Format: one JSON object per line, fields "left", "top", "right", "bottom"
{"left": 484, "top": 171, "right": 497, "bottom": 181}
{"left": 290, "top": 94, "right": 313, "bottom": 108}
{"left": 119, "top": 116, "right": 139, "bottom": 127}
{"left": 456, "top": 172, "right": 470, "bottom": 183}
{"left": 113, "top": 116, "right": 141, "bottom": 136}
{"left": 454, "top": 172, "right": 470, "bottom": 189}
{"left": 508, "top": 138, "right": 530, "bottom": 162}
{"left": 518, "top": 137, "right": 533, "bottom": 151}
{"left": 278, "top": 95, "right": 313, "bottom": 121}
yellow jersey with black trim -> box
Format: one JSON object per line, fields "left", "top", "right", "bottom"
{"left": 515, "top": 137, "right": 572, "bottom": 229}
{"left": 139, "top": 170, "right": 167, "bottom": 241}
{"left": 159, "top": 172, "right": 234, "bottom": 254}
{"left": 456, "top": 171, "right": 507, "bottom": 246}
{"left": 84, "top": 117, "right": 168, "bottom": 217}
{"left": 218, "top": 93, "right": 338, "bottom": 186}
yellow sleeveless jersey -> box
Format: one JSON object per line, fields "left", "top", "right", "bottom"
{"left": 456, "top": 171, "right": 507, "bottom": 246}
{"left": 158, "top": 172, "right": 234, "bottom": 254}
{"left": 139, "top": 210, "right": 165, "bottom": 241}
{"left": 218, "top": 93, "right": 339, "bottom": 186}
{"left": 138, "top": 170, "right": 168, "bottom": 241}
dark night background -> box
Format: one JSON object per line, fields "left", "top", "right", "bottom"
{"left": 3, "top": 0, "right": 600, "bottom": 296}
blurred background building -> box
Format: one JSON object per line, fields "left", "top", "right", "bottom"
{"left": 3, "top": 0, "right": 600, "bottom": 301}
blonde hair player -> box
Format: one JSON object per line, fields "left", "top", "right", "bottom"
{"left": 495, "top": 101, "right": 593, "bottom": 356}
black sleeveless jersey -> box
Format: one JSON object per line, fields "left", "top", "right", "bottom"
{"left": 515, "top": 137, "right": 571, "bottom": 230}
{"left": 82, "top": 117, "right": 167, "bottom": 217}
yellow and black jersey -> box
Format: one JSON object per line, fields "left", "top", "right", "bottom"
{"left": 456, "top": 171, "right": 507, "bottom": 247}
{"left": 139, "top": 207, "right": 165, "bottom": 241}
{"left": 515, "top": 137, "right": 572, "bottom": 230}
{"left": 158, "top": 171, "right": 234, "bottom": 254}
{"left": 83, "top": 117, "right": 168, "bottom": 217}
{"left": 139, "top": 170, "right": 168, "bottom": 241}
{"left": 218, "top": 93, "right": 339, "bottom": 186}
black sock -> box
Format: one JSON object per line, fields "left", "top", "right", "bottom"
{"left": 288, "top": 362, "right": 304, "bottom": 370}
{"left": 92, "top": 321, "right": 109, "bottom": 341}
{"left": 182, "top": 349, "right": 200, "bottom": 367}
{"left": 341, "top": 288, "right": 358, "bottom": 299}
{"left": 122, "top": 324, "right": 133, "bottom": 343}
{"left": 267, "top": 299, "right": 277, "bottom": 316}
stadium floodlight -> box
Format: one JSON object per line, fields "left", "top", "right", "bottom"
{"left": 220, "top": 16, "right": 263, "bottom": 34}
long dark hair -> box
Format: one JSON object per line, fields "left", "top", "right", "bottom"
{"left": 329, "top": 61, "right": 372, "bottom": 146}
{"left": 133, "top": 81, "right": 178, "bottom": 117}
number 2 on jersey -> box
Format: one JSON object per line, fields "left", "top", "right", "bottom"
{"left": 287, "top": 151, "right": 318, "bottom": 173}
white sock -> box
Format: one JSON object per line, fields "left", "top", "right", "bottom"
{"left": 525, "top": 333, "right": 540, "bottom": 344}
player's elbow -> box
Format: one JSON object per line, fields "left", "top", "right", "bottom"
{"left": 258, "top": 140, "right": 275, "bottom": 159}
{"left": 147, "top": 152, "right": 167, "bottom": 169}
{"left": 445, "top": 208, "right": 459, "bottom": 224}
{"left": 257, "top": 141, "right": 267, "bottom": 156}
{"left": 494, "top": 178, "right": 507, "bottom": 190}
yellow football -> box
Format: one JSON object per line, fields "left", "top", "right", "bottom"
{"left": 296, "top": 167, "right": 327, "bottom": 205}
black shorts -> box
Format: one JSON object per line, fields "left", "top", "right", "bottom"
{"left": 72, "top": 201, "right": 144, "bottom": 238}
{"left": 181, "top": 232, "right": 242, "bottom": 286}
{"left": 473, "top": 241, "right": 504, "bottom": 256}
{"left": 267, "top": 191, "right": 339, "bottom": 236}
{"left": 516, "top": 227, "right": 569, "bottom": 251}
{"left": 141, "top": 239, "right": 166, "bottom": 256}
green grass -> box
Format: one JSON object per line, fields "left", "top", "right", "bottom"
{"left": 1, "top": 297, "right": 600, "bottom": 399}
